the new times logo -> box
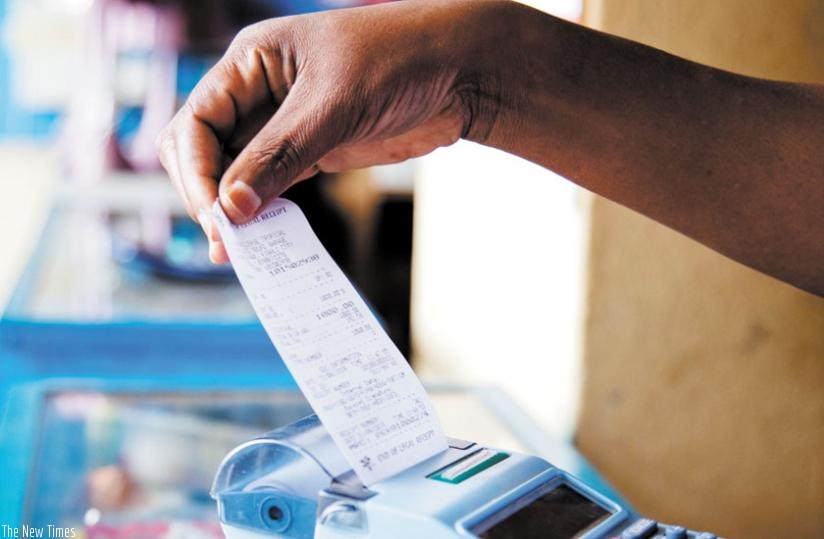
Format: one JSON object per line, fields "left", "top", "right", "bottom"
{"left": 1, "top": 525, "right": 76, "bottom": 538}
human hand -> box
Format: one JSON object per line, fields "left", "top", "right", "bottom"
{"left": 156, "top": 0, "right": 509, "bottom": 262}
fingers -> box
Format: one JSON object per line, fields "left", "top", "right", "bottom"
{"left": 156, "top": 125, "right": 185, "bottom": 208}
{"left": 193, "top": 207, "right": 227, "bottom": 264}
{"left": 210, "top": 242, "right": 229, "bottom": 264}
{"left": 159, "top": 34, "right": 293, "bottom": 213}
{"left": 218, "top": 80, "right": 342, "bottom": 223}
{"left": 156, "top": 36, "right": 295, "bottom": 261}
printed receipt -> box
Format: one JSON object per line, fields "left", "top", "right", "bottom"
{"left": 213, "top": 198, "right": 447, "bottom": 485}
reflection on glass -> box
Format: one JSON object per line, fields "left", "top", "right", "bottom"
{"left": 26, "top": 390, "right": 313, "bottom": 537}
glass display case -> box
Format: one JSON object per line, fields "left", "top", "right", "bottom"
{"left": 2, "top": 383, "right": 619, "bottom": 538}
{"left": 23, "top": 389, "right": 312, "bottom": 538}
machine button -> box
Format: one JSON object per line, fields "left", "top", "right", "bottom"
{"left": 447, "top": 437, "right": 475, "bottom": 450}
{"left": 695, "top": 534, "right": 717, "bottom": 539}
{"left": 621, "top": 518, "right": 658, "bottom": 539}
{"left": 664, "top": 526, "right": 687, "bottom": 539}
{"left": 319, "top": 501, "right": 367, "bottom": 532}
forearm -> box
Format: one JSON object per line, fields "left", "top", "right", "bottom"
{"left": 473, "top": 2, "right": 824, "bottom": 295}
{"left": 159, "top": 0, "right": 823, "bottom": 289}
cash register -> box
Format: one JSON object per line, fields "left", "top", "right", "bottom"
{"left": 212, "top": 415, "right": 721, "bottom": 539}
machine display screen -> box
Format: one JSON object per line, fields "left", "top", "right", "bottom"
{"left": 474, "top": 484, "right": 610, "bottom": 539}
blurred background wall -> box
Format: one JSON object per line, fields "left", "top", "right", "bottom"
{"left": 578, "top": 1, "right": 824, "bottom": 538}
{"left": 411, "top": 1, "right": 587, "bottom": 441}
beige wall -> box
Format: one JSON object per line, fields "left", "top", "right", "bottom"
{"left": 579, "top": 1, "right": 824, "bottom": 538}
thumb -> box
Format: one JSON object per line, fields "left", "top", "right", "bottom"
{"left": 218, "top": 85, "right": 340, "bottom": 223}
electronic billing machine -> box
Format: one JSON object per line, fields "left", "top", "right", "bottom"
{"left": 212, "top": 415, "right": 721, "bottom": 539}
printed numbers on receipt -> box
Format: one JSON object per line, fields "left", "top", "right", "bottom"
{"left": 213, "top": 198, "right": 447, "bottom": 485}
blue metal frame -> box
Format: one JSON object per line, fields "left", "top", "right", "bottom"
{"left": 0, "top": 208, "right": 285, "bottom": 389}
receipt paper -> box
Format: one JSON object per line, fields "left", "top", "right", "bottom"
{"left": 213, "top": 198, "right": 447, "bottom": 485}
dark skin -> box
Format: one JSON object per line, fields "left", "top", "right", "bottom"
{"left": 156, "top": 0, "right": 824, "bottom": 296}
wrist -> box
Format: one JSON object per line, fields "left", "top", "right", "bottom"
{"left": 441, "top": 0, "right": 520, "bottom": 145}
{"left": 449, "top": 1, "right": 566, "bottom": 151}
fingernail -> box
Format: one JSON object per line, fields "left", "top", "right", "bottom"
{"left": 225, "top": 182, "right": 261, "bottom": 221}
{"left": 208, "top": 240, "right": 222, "bottom": 263}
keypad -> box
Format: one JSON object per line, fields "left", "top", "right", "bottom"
{"left": 613, "top": 519, "right": 721, "bottom": 539}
